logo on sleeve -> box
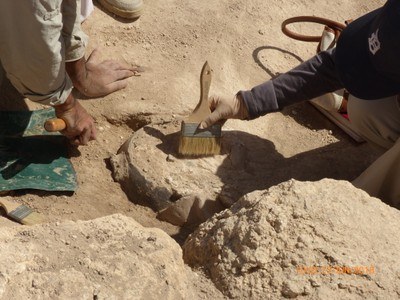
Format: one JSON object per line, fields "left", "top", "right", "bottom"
{"left": 368, "top": 29, "right": 381, "bottom": 55}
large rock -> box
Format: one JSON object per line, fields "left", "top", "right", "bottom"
{"left": 0, "top": 214, "right": 223, "bottom": 299}
{"left": 183, "top": 179, "right": 400, "bottom": 299}
{"left": 110, "top": 121, "right": 233, "bottom": 226}
{"left": 110, "top": 121, "right": 377, "bottom": 227}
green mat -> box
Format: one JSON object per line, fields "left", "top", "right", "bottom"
{"left": 0, "top": 109, "right": 77, "bottom": 192}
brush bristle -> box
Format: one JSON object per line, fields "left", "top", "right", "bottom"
{"left": 178, "top": 136, "right": 221, "bottom": 157}
{"left": 178, "top": 122, "right": 222, "bottom": 157}
{"left": 20, "top": 212, "right": 45, "bottom": 225}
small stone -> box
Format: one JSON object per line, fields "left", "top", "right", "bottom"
{"left": 309, "top": 279, "right": 321, "bottom": 287}
{"left": 281, "top": 282, "right": 301, "bottom": 298}
{"left": 295, "top": 242, "right": 305, "bottom": 249}
{"left": 338, "top": 283, "right": 347, "bottom": 289}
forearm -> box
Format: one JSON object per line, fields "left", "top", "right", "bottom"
{"left": 62, "top": 0, "right": 88, "bottom": 62}
{"left": 239, "top": 48, "right": 344, "bottom": 119}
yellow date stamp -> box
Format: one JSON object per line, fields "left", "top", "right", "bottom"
{"left": 296, "top": 265, "right": 375, "bottom": 275}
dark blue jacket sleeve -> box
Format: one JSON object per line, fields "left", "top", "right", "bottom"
{"left": 239, "top": 48, "right": 344, "bottom": 119}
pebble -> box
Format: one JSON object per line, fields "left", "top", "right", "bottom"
{"left": 166, "top": 155, "right": 175, "bottom": 162}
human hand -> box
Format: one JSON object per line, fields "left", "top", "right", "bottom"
{"left": 66, "top": 48, "right": 141, "bottom": 98}
{"left": 54, "top": 94, "right": 97, "bottom": 146}
{"left": 199, "top": 94, "right": 249, "bottom": 129}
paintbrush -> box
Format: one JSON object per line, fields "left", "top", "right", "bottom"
{"left": 0, "top": 198, "right": 45, "bottom": 225}
{"left": 178, "top": 61, "right": 221, "bottom": 157}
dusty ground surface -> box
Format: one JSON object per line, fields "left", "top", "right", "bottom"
{"left": 0, "top": 213, "right": 224, "bottom": 299}
{"left": 0, "top": 0, "right": 388, "bottom": 296}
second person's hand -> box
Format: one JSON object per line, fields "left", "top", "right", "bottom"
{"left": 199, "top": 94, "right": 249, "bottom": 129}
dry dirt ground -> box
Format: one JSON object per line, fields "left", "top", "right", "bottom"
{"left": 0, "top": 0, "right": 386, "bottom": 257}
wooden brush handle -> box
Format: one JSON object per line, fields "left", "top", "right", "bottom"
{"left": 187, "top": 61, "right": 212, "bottom": 122}
{"left": 200, "top": 61, "right": 212, "bottom": 109}
{"left": 44, "top": 118, "right": 66, "bottom": 132}
{"left": 0, "top": 198, "right": 20, "bottom": 214}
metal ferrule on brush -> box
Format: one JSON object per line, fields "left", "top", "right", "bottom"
{"left": 181, "top": 123, "right": 222, "bottom": 138}
{"left": 8, "top": 205, "right": 33, "bottom": 223}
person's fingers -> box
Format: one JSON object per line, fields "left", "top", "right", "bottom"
{"left": 114, "top": 70, "right": 135, "bottom": 80}
{"left": 107, "top": 60, "right": 144, "bottom": 73}
{"left": 70, "top": 136, "right": 81, "bottom": 146}
{"left": 79, "top": 127, "right": 91, "bottom": 145}
{"left": 131, "top": 65, "right": 146, "bottom": 73}
{"left": 108, "top": 60, "right": 145, "bottom": 73}
{"left": 61, "top": 125, "right": 79, "bottom": 140}
{"left": 207, "top": 95, "right": 220, "bottom": 111}
{"left": 112, "top": 61, "right": 140, "bottom": 71}
{"left": 199, "top": 108, "right": 225, "bottom": 129}
{"left": 104, "top": 79, "right": 129, "bottom": 94}
{"left": 90, "top": 125, "right": 97, "bottom": 141}
{"left": 67, "top": 123, "right": 96, "bottom": 146}
{"left": 199, "top": 96, "right": 233, "bottom": 129}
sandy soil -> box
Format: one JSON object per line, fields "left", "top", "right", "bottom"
{"left": 0, "top": 0, "right": 385, "bottom": 241}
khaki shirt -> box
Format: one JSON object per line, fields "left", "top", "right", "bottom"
{"left": 0, "top": 0, "right": 88, "bottom": 105}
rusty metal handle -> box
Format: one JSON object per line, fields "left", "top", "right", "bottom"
{"left": 281, "top": 16, "right": 346, "bottom": 42}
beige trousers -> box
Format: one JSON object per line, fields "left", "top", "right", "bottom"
{"left": 348, "top": 95, "right": 400, "bottom": 207}
{"left": 0, "top": 0, "right": 87, "bottom": 106}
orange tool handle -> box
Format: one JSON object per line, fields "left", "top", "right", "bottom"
{"left": 44, "top": 118, "right": 66, "bottom": 132}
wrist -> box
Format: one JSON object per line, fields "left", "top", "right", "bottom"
{"left": 54, "top": 93, "right": 76, "bottom": 116}
{"left": 236, "top": 93, "right": 249, "bottom": 120}
{"left": 66, "top": 57, "right": 87, "bottom": 92}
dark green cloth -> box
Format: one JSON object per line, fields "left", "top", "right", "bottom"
{"left": 0, "top": 109, "right": 77, "bottom": 192}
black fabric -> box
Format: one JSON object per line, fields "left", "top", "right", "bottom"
{"left": 336, "top": 0, "right": 400, "bottom": 99}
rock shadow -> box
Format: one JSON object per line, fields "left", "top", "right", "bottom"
{"left": 215, "top": 130, "right": 375, "bottom": 206}
{"left": 165, "top": 128, "right": 376, "bottom": 244}
{"left": 143, "top": 125, "right": 181, "bottom": 156}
